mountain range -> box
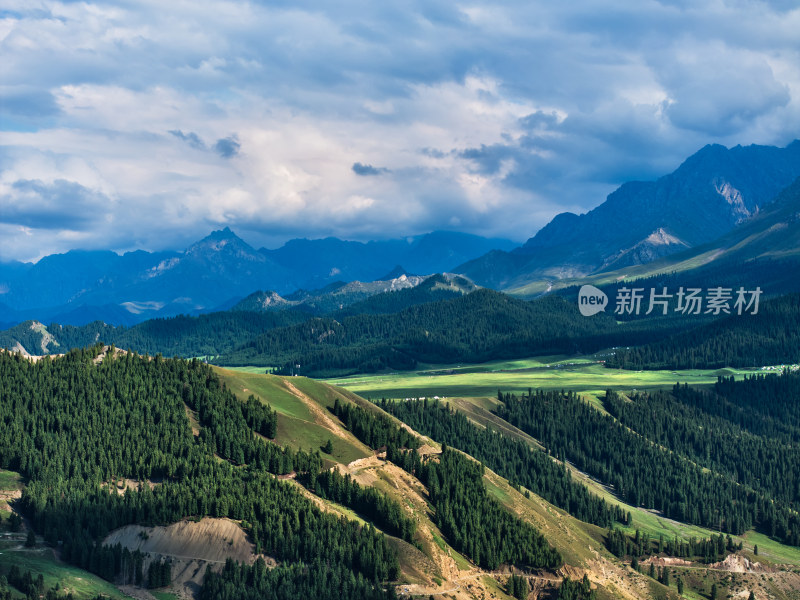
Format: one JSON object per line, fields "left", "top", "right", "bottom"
{"left": 2, "top": 140, "right": 800, "bottom": 329}
{"left": 513, "top": 171, "right": 800, "bottom": 300}
{"left": 456, "top": 140, "right": 800, "bottom": 289}
{"left": 0, "top": 230, "right": 512, "bottom": 327}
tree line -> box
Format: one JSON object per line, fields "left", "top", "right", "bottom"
{"left": 0, "top": 346, "right": 400, "bottom": 597}
{"left": 497, "top": 389, "right": 800, "bottom": 545}
{"left": 332, "top": 397, "right": 420, "bottom": 450}
{"left": 606, "top": 528, "right": 741, "bottom": 563}
{"left": 605, "top": 380, "right": 800, "bottom": 513}
{"left": 378, "top": 398, "right": 629, "bottom": 529}
{"left": 606, "top": 293, "right": 800, "bottom": 370}
{"left": 220, "top": 291, "right": 688, "bottom": 375}
{"left": 388, "top": 445, "right": 562, "bottom": 571}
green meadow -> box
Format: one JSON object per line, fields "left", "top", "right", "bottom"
{"left": 322, "top": 354, "right": 766, "bottom": 400}
{"left": 214, "top": 367, "right": 371, "bottom": 465}
{"left": 0, "top": 544, "right": 131, "bottom": 598}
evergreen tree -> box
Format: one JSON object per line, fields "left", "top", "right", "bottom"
{"left": 7, "top": 513, "right": 21, "bottom": 532}
{"left": 0, "top": 347, "right": 402, "bottom": 598}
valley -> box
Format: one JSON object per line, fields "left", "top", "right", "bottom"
{"left": 4, "top": 349, "right": 800, "bottom": 600}
{"left": 3, "top": 142, "right": 800, "bottom": 600}
{"left": 6, "top": 0, "right": 800, "bottom": 596}
{"left": 321, "top": 354, "right": 779, "bottom": 400}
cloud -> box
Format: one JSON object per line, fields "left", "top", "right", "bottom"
{"left": 214, "top": 135, "right": 240, "bottom": 158}
{"left": 1, "top": 0, "right": 800, "bottom": 262}
{"left": 169, "top": 130, "right": 206, "bottom": 150}
{"left": 0, "top": 179, "right": 111, "bottom": 230}
{"left": 352, "top": 162, "right": 389, "bottom": 176}
{"left": 0, "top": 88, "right": 61, "bottom": 131}
{"left": 657, "top": 44, "right": 791, "bottom": 136}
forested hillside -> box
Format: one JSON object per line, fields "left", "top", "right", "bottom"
{"left": 0, "top": 347, "right": 568, "bottom": 599}
{"left": 607, "top": 293, "right": 800, "bottom": 369}
{"left": 219, "top": 290, "right": 693, "bottom": 375}
{"left": 0, "top": 348, "right": 400, "bottom": 599}
{"left": 379, "top": 398, "right": 629, "bottom": 529}
{"left": 497, "top": 388, "right": 800, "bottom": 546}
{"left": 605, "top": 379, "right": 800, "bottom": 512}
{"left": 389, "top": 446, "right": 562, "bottom": 571}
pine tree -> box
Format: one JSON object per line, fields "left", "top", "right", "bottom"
{"left": 7, "top": 513, "right": 21, "bottom": 532}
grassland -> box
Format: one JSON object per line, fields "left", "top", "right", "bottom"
{"left": 323, "top": 353, "right": 765, "bottom": 400}
{"left": 150, "top": 592, "right": 181, "bottom": 600}
{"left": 0, "top": 538, "right": 129, "bottom": 599}
{"left": 214, "top": 367, "right": 372, "bottom": 465}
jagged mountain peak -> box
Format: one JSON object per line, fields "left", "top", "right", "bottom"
{"left": 457, "top": 140, "right": 800, "bottom": 290}
{"left": 186, "top": 227, "right": 259, "bottom": 257}
{"left": 378, "top": 265, "right": 415, "bottom": 280}
{"left": 232, "top": 290, "right": 291, "bottom": 312}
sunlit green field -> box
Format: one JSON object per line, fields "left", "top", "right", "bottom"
{"left": 0, "top": 543, "right": 132, "bottom": 598}
{"left": 322, "top": 354, "right": 766, "bottom": 400}
{"left": 213, "top": 367, "right": 371, "bottom": 465}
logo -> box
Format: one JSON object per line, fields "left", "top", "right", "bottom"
{"left": 578, "top": 285, "right": 608, "bottom": 316}
{"left": 576, "top": 285, "right": 762, "bottom": 317}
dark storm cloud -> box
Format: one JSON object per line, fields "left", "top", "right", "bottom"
{"left": 352, "top": 162, "right": 389, "bottom": 176}
{"left": 214, "top": 136, "right": 240, "bottom": 159}
{"left": 1, "top": 179, "right": 110, "bottom": 230}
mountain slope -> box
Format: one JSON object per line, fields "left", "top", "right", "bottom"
{"left": 509, "top": 175, "right": 800, "bottom": 298}
{"left": 232, "top": 272, "right": 477, "bottom": 316}
{"left": 457, "top": 140, "right": 800, "bottom": 289}
{"left": 261, "top": 231, "right": 515, "bottom": 291}
{"left": 216, "top": 289, "right": 693, "bottom": 375}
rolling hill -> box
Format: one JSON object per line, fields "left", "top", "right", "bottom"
{"left": 5, "top": 348, "right": 800, "bottom": 599}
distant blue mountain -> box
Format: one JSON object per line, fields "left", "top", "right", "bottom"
{"left": 0, "top": 229, "right": 513, "bottom": 326}
{"left": 262, "top": 230, "right": 515, "bottom": 290}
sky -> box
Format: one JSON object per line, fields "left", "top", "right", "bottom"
{"left": 1, "top": 0, "right": 800, "bottom": 262}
